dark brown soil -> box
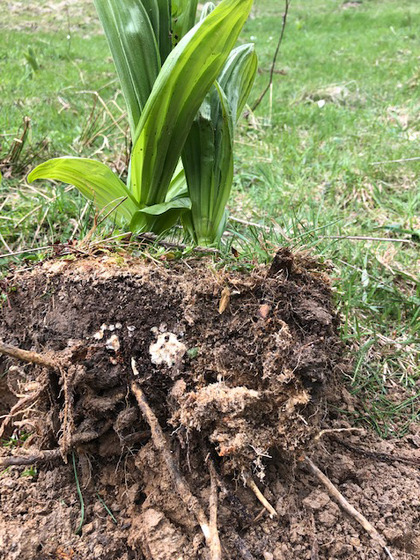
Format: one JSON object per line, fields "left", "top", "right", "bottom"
{"left": 0, "top": 252, "right": 419, "bottom": 560}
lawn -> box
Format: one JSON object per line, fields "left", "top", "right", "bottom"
{"left": 0, "top": 0, "right": 419, "bottom": 436}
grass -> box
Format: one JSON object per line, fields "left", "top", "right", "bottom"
{"left": 0, "top": 0, "right": 419, "bottom": 437}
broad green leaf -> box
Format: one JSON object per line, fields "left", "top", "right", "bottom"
{"left": 172, "top": 0, "right": 198, "bottom": 46}
{"left": 156, "top": 0, "right": 173, "bottom": 63}
{"left": 165, "top": 162, "right": 188, "bottom": 201}
{"left": 131, "top": 0, "right": 253, "bottom": 207}
{"left": 218, "top": 43, "right": 257, "bottom": 123}
{"left": 139, "top": 197, "right": 191, "bottom": 215}
{"left": 141, "top": 0, "right": 172, "bottom": 63}
{"left": 130, "top": 197, "right": 190, "bottom": 234}
{"left": 182, "top": 83, "right": 234, "bottom": 246}
{"left": 94, "top": 0, "right": 160, "bottom": 137}
{"left": 28, "top": 158, "right": 139, "bottom": 226}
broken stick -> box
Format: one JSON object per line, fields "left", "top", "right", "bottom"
{"left": 130, "top": 358, "right": 221, "bottom": 560}
{"left": 304, "top": 455, "right": 395, "bottom": 560}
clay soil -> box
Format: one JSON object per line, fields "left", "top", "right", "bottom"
{"left": 0, "top": 251, "right": 419, "bottom": 560}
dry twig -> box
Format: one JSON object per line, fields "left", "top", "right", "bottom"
{"left": 251, "top": 0, "right": 291, "bottom": 112}
{"left": 130, "top": 358, "right": 221, "bottom": 560}
{"left": 304, "top": 456, "right": 395, "bottom": 560}
{"left": 243, "top": 472, "right": 277, "bottom": 518}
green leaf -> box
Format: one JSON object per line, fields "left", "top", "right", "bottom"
{"left": 28, "top": 158, "right": 139, "bottom": 226}
{"left": 218, "top": 43, "right": 258, "bottom": 123}
{"left": 130, "top": 197, "right": 190, "bottom": 234}
{"left": 139, "top": 197, "right": 191, "bottom": 215}
{"left": 141, "top": 0, "right": 172, "bottom": 63}
{"left": 199, "top": 2, "right": 215, "bottom": 21}
{"left": 94, "top": 0, "right": 161, "bottom": 137}
{"left": 172, "top": 0, "right": 199, "bottom": 46}
{"left": 181, "top": 43, "right": 256, "bottom": 245}
{"left": 165, "top": 162, "right": 188, "bottom": 201}
{"left": 131, "top": 0, "right": 253, "bottom": 207}
{"left": 182, "top": 83, "right": 234, "bottom": 246}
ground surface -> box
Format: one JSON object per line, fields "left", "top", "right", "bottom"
{"left": 0, "top": 254, "right": 419, "bottom": 560}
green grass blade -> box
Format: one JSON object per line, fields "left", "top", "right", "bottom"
{"left": 94, "top": 0, "right": 160, "bottom": 137}
{"left": 28, "top": 158, "right": 139, "bottom": 227}
{"left": 131, "top": 0, "right": 253, "bottom": 207}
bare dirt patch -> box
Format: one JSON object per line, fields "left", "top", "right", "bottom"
{"left": 0, "top": 252, "right": 418, "bottom": 559}
{"left": 1, "top": 0, "right": 99, "bottom": 33}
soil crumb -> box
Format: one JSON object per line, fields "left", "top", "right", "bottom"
{"left": 0, "top": 253, "right": 418, "bottom": 560}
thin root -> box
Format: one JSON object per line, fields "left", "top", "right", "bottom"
{"left": 243, "top": 472, "right": 277, "bottom": 518}
{"left": 0, "top": 372, "right": 48, "bottom": 439}
{"left": 335, "top": 438, "right": 420, "bottom": 467}
{"left": 304, "top": 455, "right": 395, "bottom": 560}
{"left": 313, "top": 427, "right": 363, "bottom": 443}
{"left": 208, "top": 460, "right": 222, "bottom": 560}
{"left": 130, "top": 358, "right": 220, "bottom": 560}
{"left": 0, "top": 423, "right": 113, "bottom": 468}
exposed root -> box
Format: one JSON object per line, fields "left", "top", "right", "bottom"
{"left": 59, "top": 366, "right": 76, "bottom": 460}
{"left": 313, "top": 427, "right": 363, "bottom": 443}
{"left": 0, "top": 341, "right": 59, "bottom": 369}
{"left": 130, "top": 358, "right": 221, "bottom": 559}
{"left": 335, "top": 438, "right": 420, "bottom": 467}
{"left": 0, "top": 449, "right": 61, "bottom": 467}
{"left": 0, "top": 422, "right": 114, "bottom": 468}
{"left": 0, "top": 371, "right": 48, "bottom": 439}
{"left": 243, "top": 472, "right": 277, "bottom": 518}
{"left": 208, "top": 460, "right": 222, "bottom": 560}
{"left": 304, "top": 455, "right": 395, "bottom": 560}
{"left": 310, "top": 512, "right": 319, "bottom": 560}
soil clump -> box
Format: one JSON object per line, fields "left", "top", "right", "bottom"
{"left": 0, "top": 252, "right": 418, "bottom": 559}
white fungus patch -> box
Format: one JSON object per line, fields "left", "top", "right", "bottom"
{"left": 149, "top": 331, "right": 187, "bottom": 368}
{"left": 105, "top": 334, "right": 120, "bottom": 352}
{"left": 93, "top": 322, "right": 123, "bottom": 340}
{"left": 93, "top": 324, "right": 108, "bottom": 340}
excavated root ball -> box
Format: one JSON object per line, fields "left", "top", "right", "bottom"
{"left": 0, "top": 250, "right": 342, "bottom": 473}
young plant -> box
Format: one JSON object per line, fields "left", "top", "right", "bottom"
{"left": 28, "top": 0, "right": 256, "bottom": 246}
